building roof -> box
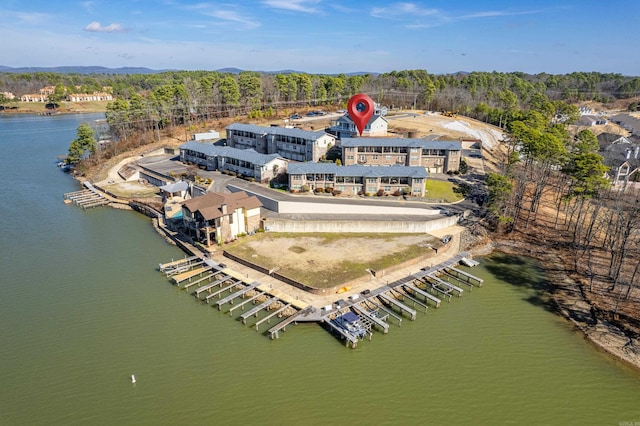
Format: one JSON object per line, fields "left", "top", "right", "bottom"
{"left": 226, "top": 123, "right": 331, "bottom": 141}
{"left": 335, "top": 113, "right": 388, "bottom": 127}
{"left": 159, "top": 180, "right": 189, "bottom": 193}
{"left": 287, "top": 163, "right": 428, "bottom": 178}
{"left": 180, "top": 141, "right": 283, "bottom": 166}
{"left": 181, "top": 191, "right": 262, "bottom": 221}
{"left": 340, "top": 137, "right": 461, "bottom": 150}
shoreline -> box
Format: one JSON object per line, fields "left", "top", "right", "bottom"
{"left": 87, "top": 152, "right": 640, "bottom": 371}
{"left": 469, "top": 238, "right": 640, "bottom": 373}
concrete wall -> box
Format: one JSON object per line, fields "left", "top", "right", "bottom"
{"left": 228, "top": 184, "right": 441, "bottom": 216}
{"left": 263, "top": 215, "right": 458, "bottom": 233}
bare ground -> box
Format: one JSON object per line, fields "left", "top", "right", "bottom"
{"left": 224, "top": 233, "right": 442, "bottom": 288}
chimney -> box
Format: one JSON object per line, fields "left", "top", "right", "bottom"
{"left": 635, "top": 146, "right": 639, "bottom": 159}
{"left": 221, "top": 203, "right": 228, "bottom": 215}
{"left": 626, "top": 149, "right": 632, "bottom": 159}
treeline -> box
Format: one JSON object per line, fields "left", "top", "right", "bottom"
{"left": 485, "top": 99, "right": 639, "bottom": 309}
{"left": 2, "top": 69, "right": 640, "bottom": 136}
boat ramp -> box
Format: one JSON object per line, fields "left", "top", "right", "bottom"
{"left": 157, "top": 252, "right": 483, "bottom": 349}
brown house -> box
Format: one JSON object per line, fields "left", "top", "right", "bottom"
{"left": 181, "top": 191, "right": 262, "bottom": 246}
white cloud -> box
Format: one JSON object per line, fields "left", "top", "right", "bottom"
{"left": 84, "top": 21, "right": 128, "bottom": 32}
{"left": 370, "top": 3, "right": 541, "bottom": 27}
{"left": 371, "top": 3, "right": 440, "bottom": 19}
{"left": 261, "top": 0, "right": 320, "bottom": 14}
{"left": 183, "top": 3, "right": 260, "bottom": 29}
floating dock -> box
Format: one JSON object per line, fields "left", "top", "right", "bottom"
{"left": 157, "top": 252, "right": 484, "bottom": 349}
{"left": 63, "top": 189, "right": 109, "bottom": 209}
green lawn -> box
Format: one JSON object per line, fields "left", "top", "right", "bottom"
{"left": 424, "top": 180, "right": 464, "bottom": 203}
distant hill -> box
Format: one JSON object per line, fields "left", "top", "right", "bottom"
{"left": 0, "top": 65, "right": 380, "bottom": 76}
{"left": 0, "top": 66, "right": 168, "bottom": 74}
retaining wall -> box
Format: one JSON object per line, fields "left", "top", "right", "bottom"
{"left": 263, "top": 215, "right": 458, "bottom": 233}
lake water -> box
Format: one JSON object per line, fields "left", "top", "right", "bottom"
{"left": 1, "top": 113, "right": 639, "bottom": 425}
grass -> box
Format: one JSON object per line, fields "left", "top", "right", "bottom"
{"left": 223, "top": 232, "right": 437, "bottom": 289}
{"left": 10, "top": 101, "right": 109, "bottom": 114}
{"left": 425, "top": 180, "right": 464, "bottom": 203}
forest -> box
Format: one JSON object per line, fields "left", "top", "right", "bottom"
{"left": 2, "top": 69, "right": 640, "bottom": 141}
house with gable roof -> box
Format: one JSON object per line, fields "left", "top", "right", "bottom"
{"left": 597, "top": 133, "right": 640, "bottom": 186}
{"left": 181, "top": 191, "right": 262, "bottom": 246}
{"left": 329, "top": 110, "right": 388, "bottom": 139}
{"left": 225, "top": 123, "right": 335, "bottom": 162}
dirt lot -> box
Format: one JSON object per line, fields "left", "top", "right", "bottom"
{"left": 224, "top": 232, "right": 443, "bottom": 288}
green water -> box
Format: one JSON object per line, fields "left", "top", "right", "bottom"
{"left": 1, "top": 114, "right": 639, "bottom": 425}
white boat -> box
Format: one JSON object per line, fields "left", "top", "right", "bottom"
{"left": 131, "top": 374, "right": 136, "bottom": 384}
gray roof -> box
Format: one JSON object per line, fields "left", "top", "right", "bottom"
{"left": 226, "top": 123, "right": 331, "bottom": 141}
{"left": 600, "top": 143, "right": 640, "bottom": 169}
{"left": 180, "top": 141, "right": 283, "bottom": 166}
{"left": 335, "top": 114, "right": 388, "bottom": 126}
{"left": 287, "top": 163, "right": 428, "bottom": 178}
{"left": 159, "top": 180, "right": 189, "bottom": 193}
{"left": 341, "top": 137, "right": 461, "bottom": 150}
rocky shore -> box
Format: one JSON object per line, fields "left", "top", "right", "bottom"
{"left": 463, "top": 227, "right": 640, "bottom": 372}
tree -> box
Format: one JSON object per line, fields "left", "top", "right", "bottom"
{"left": 485, "top": 172, "right": 514, "bottom": 228}
{"left": 219, "top": 76, "right": 240, "bottom": 115}
{"left": 66, "top": 123, "right": 96, "bottom": 164}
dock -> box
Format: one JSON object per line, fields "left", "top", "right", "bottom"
{"left": 214, "top": 282, "right": 261, "bottom": 309}
{"left": 171, "top": 266, "right": 212, "bottom": 284}
{"left": 240, "top": 297, "right": 278, "bottom": 324}
{"left": 63, "top": 189, "right": 109, "bottom": 209}
{"left": 157, "top": 250, "right": 485, "bottom": 349}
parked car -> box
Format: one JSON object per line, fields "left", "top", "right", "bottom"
{"left": 290, "top": 114, "right": 301, "bottom": 119}
{"left": 306, "top": 111, "right": 316, "bottom": 116}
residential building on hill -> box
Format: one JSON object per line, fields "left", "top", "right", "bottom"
{"left": 225, "top": 123, "right": 335, "bottom": 162}
{"left": 340, "top": 138, "right": 462, "bottom": 173}
{"left": 67, "top": 92, "right": 113, "bottom": 102}
{"left": 329, "top": 111, "right": 388, "bottom": 139}
{"left": 20, "top": 94, "right": 47, "bottom": 102}
{"left": 287, "top": 163, "right": 428, "bottom": 197}
{"left": 597, "top": 133, "right": 640, "bottom": 187}
{"left": 181, "top": 191, "right": 262, "bottom": 246}
{"left": 180, "top": 141, "right": 288, "bottom": 183}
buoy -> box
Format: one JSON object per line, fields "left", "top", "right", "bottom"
{"left": 131, "top": 374, "right": 136, "bottom": 384}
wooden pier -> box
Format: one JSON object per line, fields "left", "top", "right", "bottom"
{"left": 240, "top": 297, "right": 278, "bottom": 324}
{"left": 255, "top": 304, "right": 292, "bottom": 331}
{"left": 157, "top": 251, "right": 485, "bottom": 349}
{"left": 64, "top": 189, "right": 109, "bottom": 209}
{"left": 214, "top": 282, "right": 261, "bottom": 309}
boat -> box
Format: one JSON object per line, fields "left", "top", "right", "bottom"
{"left": 131, "top": 374, "right": 136, "bottom": 384}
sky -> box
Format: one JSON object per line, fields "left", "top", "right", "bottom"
{"left": 1, "top": 0, "right": 639, "bottom": 75}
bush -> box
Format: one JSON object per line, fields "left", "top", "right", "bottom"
{"left": 314, "top": 187, "right": 324, "bottom": 193}
{"left": 392, "top": 190, "right": 402, "bottom": 196}
{"left": 376, "top": 189, "right": 385, "bottom": 197}
{"left": 332, "top": 190, "right": 342, "bottom": 196}
{"left": 357, "top": 190, "right": 365, "bottom": 196}
{"left": 324, "top": 187, "right": 334, "bottom": 193}
{"left": 301, "top": 184, "right": 310, "bottom": 192}
{"left": 365, "top": 192, "right": 371, "bottom": 197}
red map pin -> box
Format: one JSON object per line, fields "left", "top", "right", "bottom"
{"left": 347, "top": 94, "right": 375, "bottom": 136}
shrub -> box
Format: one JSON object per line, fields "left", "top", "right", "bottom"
{"left": 376, "top": 189, "right": 385, "bottom": 197}
{"left": 392, "top": 190, "right": 402, "bottom": 196}
{"left": 301, "top": 184, "right": 310, "bottom": 192}
{"left": 333, "top": 190, "right": 342, "bottom": 196}
{"left": 324, "top": 187, "right": 334, "bottom": 193}
{"left": 314, "top": 187, "right": 324, "bottom": 193}
{"left": 365, "top": 192, "right": 371, "bottom": 197}
{"left": 357, "top": 190, "right": 365, "bottom": 196}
